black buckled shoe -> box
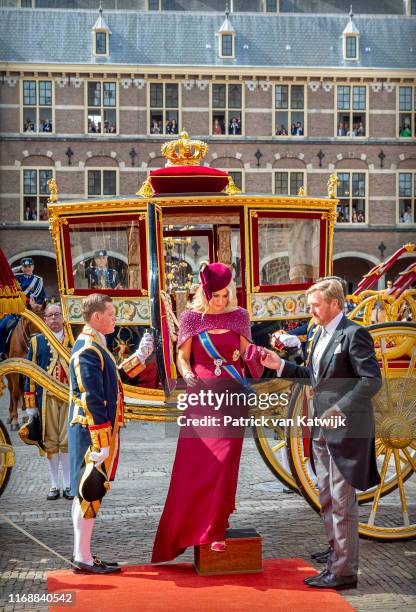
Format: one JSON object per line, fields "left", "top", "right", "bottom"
{"left": 304, "top": 569, "right": 329, "bottom": 585}
{"left": 306, "top": 572, "right": 357, "bottom": 590}
{"left": 63, "top": 487, "right": 74, "bottom": 500}
{"left": 73, "top": 560, "right": 121, "bottom": 575}
{"left": 71, "top": 555, "right": 119, "bottom": 568}
{"left": 47, "top": 487, "right": 60, "bottom": 500}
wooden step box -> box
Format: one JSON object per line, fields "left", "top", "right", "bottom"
{"left": 194, "top": 528, "right": 262, "bottom": 576}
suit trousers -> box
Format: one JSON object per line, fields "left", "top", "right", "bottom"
{"left": 44, "top": 394, "right": 69, "bottom": 456}
{"left": 313, "top": 435, "right": 359, "bottom": 577}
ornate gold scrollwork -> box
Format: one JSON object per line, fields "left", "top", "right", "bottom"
{"left": 327, "top": 174, "right": 339, "bottom": 199}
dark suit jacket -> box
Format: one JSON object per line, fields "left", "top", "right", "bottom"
{"left": 282, "top": 315, "right": 382, "bottom": 490}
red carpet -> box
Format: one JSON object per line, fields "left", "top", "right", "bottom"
{"left": 47, "top": 559, "right": 354, "bottom": 612}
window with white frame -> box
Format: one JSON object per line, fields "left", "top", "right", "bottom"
{"left": 22, "top": 79, "right": 53, "bottom": 133}
{"left": 22, "top": 168, "right": 53, "bottom": 222}
{"left": 336, "top": 85, "right": 367, "bottom": 137}
{"left": 212, "top": 84, "right": 243, "bottom": 136}
{"left": 19, "top": 0, "right": 34, "bottom": 6}
{"left": 411, "top": 0, "right": 416, "bottom": 15}
{"left": 149, "top": 83, "right": 179, "bottom": 135}
{"left": 86, "top": 170, "right": 118, "bottom": 197}
{"left": 87, "top": 81, "right": 117, "bottom": 134}
{"left": 398, "top": 86, "right": 415, "bottom": 138}
{"left": 398, "top": 172, "right": 416, "bottom": 224}
{"left": 274, "top": 84, "right": 305, "bottom": 136}
{"left": 336, "top": 172, "right": 366, "bottom": 223}
{"left": 274, "top": 171, "right": 305, "bottom": 195}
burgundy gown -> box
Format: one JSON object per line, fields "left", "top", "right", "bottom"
{"left": 151, "top": 308, "right": 251, "bottom": 563}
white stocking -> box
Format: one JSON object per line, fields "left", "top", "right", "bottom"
{"left": 59, "top": 452, "right": 70, "bottom": 489}
{"left": 71, "top": 497, "right": 94, "bottom": 565}
{"left": 48, "top": 453, "right": 60, "bottom": 489}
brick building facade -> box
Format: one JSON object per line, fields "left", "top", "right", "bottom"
{"left": 0, "top": 1, "right": 415, "bottom": 294}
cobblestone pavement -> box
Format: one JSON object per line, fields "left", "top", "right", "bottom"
{"left": 0, "top": 395, "right": 415, "bottom": 612}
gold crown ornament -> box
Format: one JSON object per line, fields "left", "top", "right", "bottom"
{"left": 161, "top": 130, "right": 209, "bottom": 166}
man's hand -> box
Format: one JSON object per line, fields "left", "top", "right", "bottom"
{"left": 89, "top": 447, "right": 110, "bottom": 466}
{"left": 26, "top": 407, "right": 39, "bottom": 418}
{"left": 260, "top": 348, "right": 282, "bottom": 371}
{"left": 320, "top": 407, "right": 346, "bottom": 429}
{"left": 134, "top": 332, "right": 154, "bottom": 364}
{"left": 29, "top": 296, "right": 36, "bottom": 309}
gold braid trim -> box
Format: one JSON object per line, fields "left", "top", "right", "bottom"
{"left": 120, "top": 354, "right": 146, "bottom": 379}
{"left": 70, "top": 414, "right": 89, "bottom": 427}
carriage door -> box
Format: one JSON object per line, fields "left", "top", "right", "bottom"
{"left": 147, "top": 202, "right": 177, "bottom": 395}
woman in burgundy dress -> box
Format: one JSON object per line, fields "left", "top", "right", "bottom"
{"left": 151, "top": 263, "right": 261, "bottom": 563}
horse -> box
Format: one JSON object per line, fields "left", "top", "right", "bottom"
{"left": 5, "top": 302, "right": 45, "bottom": 431}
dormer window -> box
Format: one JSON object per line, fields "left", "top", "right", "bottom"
{"left": 345, "top": 35, "right": 357, "bottom": 59}
{"left": 218, "top": 9, "right": 235, "bottom": 59}
{"left": 221, "top": 34, "right": 234, "bottom": 58}
{"left": 92, "top": 6, "right": 111, "bottom": 58}
{"left": 95, "top": 31, "right": 107, "bottom": 55}
{"left": 343, "top": 8, "right": 359, "bottom": 61}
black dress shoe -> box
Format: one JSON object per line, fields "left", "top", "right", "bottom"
{"left": 304, "top": 569, "right": 329, "bottom": 585}
{"left": 71, "top": 555, "right": 119, "bottom": 568}
{"left": 73, "top": 560, "right": 121, "bottom": 575}
{"left": 306, "top": 572, "right": 357, "bottom": 590}
{"left": 63, "top": 487, "right": 74, "bottom": 500}
{"left": 311, "top": 546, "right": 332, "bottom": 560}
{"left": 47, "top": 488, "right": 60, "bottom": 500}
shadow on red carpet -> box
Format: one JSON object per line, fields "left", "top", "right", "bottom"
{"left": 47, "top": 558, "right": 354, "bottom": 611}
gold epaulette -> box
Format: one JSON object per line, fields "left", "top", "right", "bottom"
{"left": 70, "top": 414, "right": 89, "bottom": 427}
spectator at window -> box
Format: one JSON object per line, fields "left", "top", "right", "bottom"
{"left": 151, "top": 120, "right": 162, "bottom": 134}
{"left": 402, "top": 205, "right": 412, "bottom": 223}
{"left": 337, "top": 122, "right": 347, "bottom": 136}
{"left": 294, "top": 121, "right": 304, "bottom": 136}
{"left": 352, "top": 210, "right": 358, "bottom": 223}
{"left": 337, "top": 211, "right": 345, "bottom": 222}
{"left": 356, "top": 211, "right": 365, "bottom": 223}
{"left": 41, "top": 205, "right": 49, "bottom": 221}
{"left": 355, "top": 122, "right": 364, "bottom": 136}
{"left": 109, "top": 123, "right": 116, "bottom": 133}
{"left": 229, "top": 116, "right": 241, "bottom": 135}
{"left": 24, "top": 205, "right": 36, "bottom": 221}
{"left": 400, "top": 124, "right": 412, "bottom": 137}
{"left": 276, "top": 124, "right": 288, "bottom": 135}
{"left": 213, "top": 118, "right": 223, "bottom": 135}
{"left": 24, "top": 118, "right": 35, "bottom": 132}
{"left": 165, "top": 120, "right": 172, "bottom": 134}
{"left": 170, "top": 118, "right": 178, "bottom": 134}
{"left": 42, "top": 118, "right": 52, "bottom": 132}
{"left": 89, "top": 121, "right": 97, "bottom": 133}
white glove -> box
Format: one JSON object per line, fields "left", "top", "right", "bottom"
{"left": 26, "top": 407, "right": 39, "bottom": 418}
{"left": 134, "top": 331, "right": 154, "bottom": 364}
{"left": 274, "top": 333, "right": 302, "bottom": 349}
{"left": 89, "top": 446, "right": 110, "bottom": 466}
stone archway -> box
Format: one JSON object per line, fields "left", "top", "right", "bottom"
{"left": 333, "top": 253, "right": 376, "bottom": 294}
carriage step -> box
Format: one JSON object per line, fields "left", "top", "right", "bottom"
{"left": 194, "top": 528, "right": 262, "bottom": 576}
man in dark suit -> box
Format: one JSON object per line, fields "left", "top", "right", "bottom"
{"left": 261, "top": 278, "right": 381, "bottom": 590}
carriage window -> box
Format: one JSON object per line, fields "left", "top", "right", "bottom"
{"left": 164, "top": 233, "right": 210, "bottom": 293}
{"left": 69, "top": 220, "right": 145, "bottom": 291}
{"left": 255, "top": 216, "right": 321, "bottom": 286}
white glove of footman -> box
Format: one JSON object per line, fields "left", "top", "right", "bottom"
{"left": 26, "top": 407, "right": 39, "bottom": 418}
{"left": 89, "top": 446, "right": 110, "bottom": 466}
{"left": 134, "top": 331, "right": 154, "bottom": 364}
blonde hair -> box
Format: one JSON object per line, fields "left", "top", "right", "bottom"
{"left": 188, "top": 280, "right": 238, "bottom": 314}
{"left": 82, "top": 293, "right": 112, "bottom": 322}
{"left": 306, "top": 278, "right": 344, "bottom": 310}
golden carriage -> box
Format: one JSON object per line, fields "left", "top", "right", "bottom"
{"left": 0, "top": 132, "right": 415, "bottom": 541}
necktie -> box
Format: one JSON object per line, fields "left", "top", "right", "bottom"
{"left": 312, "top": 328, "right": 328, "bottom": 377}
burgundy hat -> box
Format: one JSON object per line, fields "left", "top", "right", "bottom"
{"left": 200, "top": 263, "right": 232, "bottom": 301}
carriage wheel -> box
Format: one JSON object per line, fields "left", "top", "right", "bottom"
{"left": 287, "top": 322, "right": 416, "bottom": 541}
{"left": 0, "top": 419, "right": 14, "bottom": 497}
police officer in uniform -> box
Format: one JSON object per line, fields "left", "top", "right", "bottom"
{"left": 84, "top": 250, "right": 120, "bottom": 289}
{"left": 0, "top": 256, "right": 45, "bottom": 360}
